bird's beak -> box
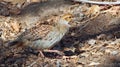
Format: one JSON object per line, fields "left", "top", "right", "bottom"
{"left": 61, "top": 13, "right": 73, "bottom": 27}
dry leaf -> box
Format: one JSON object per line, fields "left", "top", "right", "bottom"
{"left": 85, "top": 5, "right": 100, "bottom": 17}
{"left": 11, "top": 22, "right": 20, "bottom": 32}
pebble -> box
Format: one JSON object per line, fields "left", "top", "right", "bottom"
{"left": 110, "top": 51, "right": 118, "bottom": 55}
{"left": 87, "top": 39, "right": 96, "bottom": 46}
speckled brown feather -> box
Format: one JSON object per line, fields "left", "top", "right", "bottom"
{"left": 6, "top": 0, "right": 73, "bottom": 51}
{"left": 9, "top": 18, "right": 70, "bottom": 50}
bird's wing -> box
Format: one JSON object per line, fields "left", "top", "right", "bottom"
{"left": 31, "top": 30, "right": 63, "bottom": 49}
{"left": 18, "top": 24, "right": 53, "bottom": 41}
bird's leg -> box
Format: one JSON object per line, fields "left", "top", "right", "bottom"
{"left": 39, "top": 50, "right": 45, "bottom": 57}
{"left": 28, "top": 51, "right": 45, "bottom": 67}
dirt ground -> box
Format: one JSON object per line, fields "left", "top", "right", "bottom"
{"left": 0, "top": 0, "right": 120, "bottom": 67}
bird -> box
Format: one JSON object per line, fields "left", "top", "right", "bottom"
{"left": 8, "top": 14, "right": 72, "bottom": 57}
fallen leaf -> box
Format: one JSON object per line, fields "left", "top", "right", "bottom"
{"left": 11, "top": 22, "right": 20, "bottom": 32}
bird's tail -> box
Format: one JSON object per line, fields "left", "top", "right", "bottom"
{"left": 6, "top": 39, "right": 25, "bottom": 48}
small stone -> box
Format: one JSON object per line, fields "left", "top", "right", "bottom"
{"left": 87, "top": 39, "right": 96, "bottom": 46}
{"left": 110, "top": 41, "right": 116, "bottom": 45}
{"left": 71, "top": 32, "right": 75, "bottom": 36}
{"left": 110, "top": 51, "right": 118, "bottom": 55}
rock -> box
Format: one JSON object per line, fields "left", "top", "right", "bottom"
{"left": 87, "top": 39, "right": 96, "bottom": 46}
{"left": 110, "top": 41, "right": 116, "bottom": 45}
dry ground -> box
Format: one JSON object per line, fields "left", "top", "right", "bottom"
{"left": 0, "top": 1, "right": 120, "bottom": 67}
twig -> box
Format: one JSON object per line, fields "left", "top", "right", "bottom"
{"left": 74, "top": 0, "right": 120, "bottom": 5}
{"left": 27, "top": 57, "right": 43, "bottom": 67}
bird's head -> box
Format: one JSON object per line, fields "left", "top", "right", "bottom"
{"left": 58, "top": 13, "right": 73, "bottom": 27}
{"left": 61, "top": 13, "right": 73, "bottom": 22}
{"left": 54, "top": 13, "right": 73, "bottom": 34}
